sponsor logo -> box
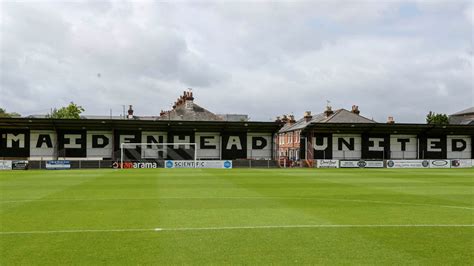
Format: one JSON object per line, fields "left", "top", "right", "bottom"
{"left": 224, "top": 161, "right": 232, "bottom": 169}
{"left": 357, "top": 161, "right": 367, "bottom": 168}
{"left": 166, "top": 160, "right": 173, "bottom": 168}
{"left": 431, "top": 160, "right": 448, "bottom": 166}
{"left": 113, "top": 162, "right": 158, "bottom": 169}
{"left": 422, "top": 160, "right": 429, "bottom": 167}
{"left": 387, "top": 160, "right": 394, "bottom": 167}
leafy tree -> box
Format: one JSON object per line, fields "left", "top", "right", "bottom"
{"left": 48, "top": 102, "right": 85, "bottom": 119}
{"left": 0, "top": 108, "right": 21, "bottom": 118}
{"left": 426, "top": 111, "right": 449, "bottom": 125}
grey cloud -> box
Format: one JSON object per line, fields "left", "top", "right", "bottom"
{"left": 0, "top": 1, "right": 472, "bottom": 122}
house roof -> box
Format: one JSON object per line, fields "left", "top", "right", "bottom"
{"left": 450, "top": 107, "right": 474, "bottom": 116}
{"left": 279, "top": 108, "right": 375, "bottom": 133}
{"left": 158, "top": 102, "right": 223, "bottom": 121}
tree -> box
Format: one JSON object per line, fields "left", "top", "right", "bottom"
{"left": 426, "top": 111, "right": 449, "bottom": 125}
{"left": 48, "top": 102, "right": 85, "bottom": 119}
{"left": 0, "top": 108, "right": 21, "bottom": 118}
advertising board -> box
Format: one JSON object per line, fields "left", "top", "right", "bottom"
{"left": 451, "top": 159, "right": 473, "bottom": 168}
{"left": 340, "top": 160, "right": 384, "bottom": 168}
{"left": 46, "top": 160, "right": 71, "bottom": 170}
{"left": 386, "top": 160, "right": 430, "bottom": 168}
{"left": 0, "top": 160, "right": 12, "bottom": 170}
{"left": 165, "top": 160, "right": 232, "bottom": 169}
{"left": 429, "top": 160, "right": 451, "bottom": 168}
{"left": 316, "top": 160, "right": 339, "bottom": 168}
{"left": 12, "top": 160, "right": 28, "bottom": 170}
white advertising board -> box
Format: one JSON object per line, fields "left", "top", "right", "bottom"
{"left": 0, "top": 160, "right": 12, "bottom": 170}
{"left": 340, "top": 160, "right": 384, "bottom": 168}
{"left": 165, "top": 160, "right": 232, "bottom": 169}
{"left": 429, "top": 160, "right": 451, "bottom": 168}
{"left": 386, "top": 160, "right": 430, "bottom": 168}
{"left": 46, "top": 160, "right": 71, "bottom": 170}
{"left": 451, "top": 159, "right": 473, "bottom": 168}
{"left": 317, "top": 160, "right": 339, "bottom": 168}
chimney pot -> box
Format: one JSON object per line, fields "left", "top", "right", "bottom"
{"left": 351, "top": 105, "right": 360, "bottom": 115}
{"left": 324, "top": 106, "right": 334, "bottom": 117}
{"left": 304, "top": 111, "right": 312, "bottom": 122}
{"left": 387, "top": 116, "right": 395, "bottom": 124}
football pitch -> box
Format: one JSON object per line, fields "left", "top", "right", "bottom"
{"left": 1, "top": 168, "right": 473, "bottom": 265}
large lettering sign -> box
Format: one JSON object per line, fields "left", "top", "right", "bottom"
{"left": 447, "top": 135, "right": 471, "bottom": 159}
{"left": 332, "top": 134, "right": 361, "bottom": 159}
{"left": 30, "top": 130, "right": 57, "bottom": 159}
{"left": 313, "top": 134, "right": 332, "bottom": 159}
{"left": 167, "top": 132, "right": 195, "bottom": 160}
{"left": 142, "top": 132, "right": 167, "bottom": 159}
{"left": 390, "top": 135, "right": 417, "bottom": 159}
{"left": 114, "top": 131, "right": 141, "bottom": 160}
{"left": 247, "top": 133, "right": 271, "bottom": 159}
{"left": 57, "top": 130, "right": 86, "bottom": 158}
{"left": 0, "top": 130, "right": 30, "bottom": 157}
{"left": 196, "top": 132, "right": 220, "bottom": 159}
{"left": 419, "top": 136, "right": 446, "bottom": 159}
{"left": 87, "top": 131, "right": 113, "bottom": 159}
{"left": 221, "top": 133, "right": 247, "bottom": 160}
{"left": 361, "top": 134, "right": 390, "bottom": 159}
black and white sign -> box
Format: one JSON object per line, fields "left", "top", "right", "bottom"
{"left": 221, "top": 133, "right": 247, "bottom": 160}
{"left": 12, "top": 160, "right": 29, "bottom": 170}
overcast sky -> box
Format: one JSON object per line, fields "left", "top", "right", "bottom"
{"left": 1, "top": 0, "right": 473, "bottom": 122}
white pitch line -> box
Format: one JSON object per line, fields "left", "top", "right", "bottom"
{"left": 1, "top": 197, "right": 472, "bottom": 211}
{"left": 1, "top": 224, "right": 473, "bottom": 235}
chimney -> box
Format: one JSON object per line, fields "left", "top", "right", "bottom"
{"left": 351, "top": 105, "right": 360, "bottom": 115}
{"left": 127, "top": 105, "right": 134, "bottom": 119}
{"left": 304, "top": 111, "right": 312, "bottom": 122}
{"left": 324, "top": 106, "right": 334, "bottom": 117}
{"left": 387, "top": 116, "right": 395, "bottom": 124}
{"left": 288, "top": 115, "right": 296, "bottom": 124}
{"left": 184, "top": 89, "right": 194, "bottom": 110}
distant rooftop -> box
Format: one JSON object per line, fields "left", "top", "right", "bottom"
{"left": 449, "top": 107, "right": 474, "bottom": 125}
{"left": 279, "top": 105, "right": 376, "bottom": 133}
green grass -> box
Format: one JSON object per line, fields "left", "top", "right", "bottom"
{"left": 1, "top": 168, "right": 473, "bottom": 265}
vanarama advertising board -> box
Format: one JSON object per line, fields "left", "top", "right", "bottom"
{"left": 112, "top": 162, "right": 158, "bottom": 169}
{"left": 165, "top": 160, "right": 232, "bottom": 169}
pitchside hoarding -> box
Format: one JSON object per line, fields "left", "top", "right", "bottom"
{"left": 386, "top": 160, "right": 430, "bottom": 168}
{"left": 316, "top": 160, "right": 339, "bottom": 168}
{"left": 451, "top": 159, "right": 473, "bottom": 168}
{"left": 165, "top": 160, "right": 232, "bottom": 169}
{"left": 0, "top": 160, "right": 12, "bottom": 170}
{"left": 340, "top": 160, "right": 384, "bottom": 168}
{"left": 429, "top": 160, "right": 451, "bottom": 168}
{"left": 46, "top": 160, "right": 71, "bottom": 170}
